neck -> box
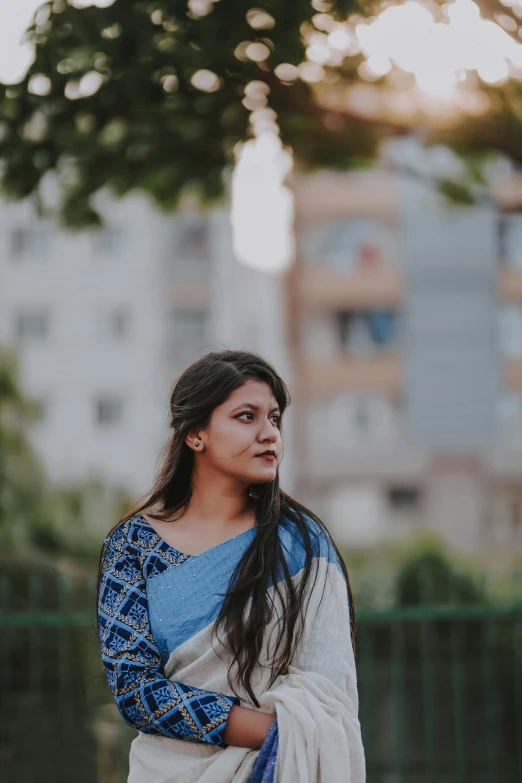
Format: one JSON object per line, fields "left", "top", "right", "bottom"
{"left": 186, "top": 462, "right": 254, "bottom": 527}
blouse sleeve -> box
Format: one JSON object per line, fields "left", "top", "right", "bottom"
{"left": 97, "top": 528, "right": 239, "bottom": 746}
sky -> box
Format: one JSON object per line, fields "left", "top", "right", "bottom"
{"left": 0, "top": 0, "right": 42, "bottom": 84}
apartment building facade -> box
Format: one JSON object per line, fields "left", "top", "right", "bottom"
{"left": 287, "top": 149, "right": 522, "bottom": 556}
{"left": 3, "top": 148, "right": 521, "bottom": 557}
{"left": 0, "top": 190, "right": 296, "bottom": 496}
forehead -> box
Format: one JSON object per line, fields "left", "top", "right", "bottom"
{"left": 225, "top": 379, "right": 279, "bottom": 408}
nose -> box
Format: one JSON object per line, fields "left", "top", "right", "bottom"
{"left": 259, "top": 417, "right": 279, "bottom": 443}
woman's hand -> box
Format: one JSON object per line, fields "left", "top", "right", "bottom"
{"left": 222, "top": 705, "right": 275, "bottom": 749}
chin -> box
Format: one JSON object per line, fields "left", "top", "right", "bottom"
{"left": 250, "top": 469, "right": 277, "bottom": 484}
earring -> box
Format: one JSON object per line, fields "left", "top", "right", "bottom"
{"left": 194, "top": 441, "right": 199, "bottom": 448}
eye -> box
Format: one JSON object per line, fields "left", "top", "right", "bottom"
{"left": 236, "top": 411, "right": 254, "bottom": 420}
{"left": 235, "top": 411, "right": 281, "bottom": 427}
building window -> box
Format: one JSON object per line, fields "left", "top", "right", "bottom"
{"left": 497, "top": 392, "right": 522, "bottom": 442}
{"left": 166, "top": 307, "right": 211, "bottom": 364}
{"left": 354, "top": 396, "right": 370, "bottom": 431}
{"left": 301, "top": 217, "right": 393, "bottom": 272}
{"left": 14, "top": 311, "right": 50, "bottom": 342}
{"left": 387, "top": 485, "right": 422, "bottom": 511}
{"left": 325, "top": 393, "right": 400, "bottom": 442}
{"left": 499, "top": 213, "right": 522, "bottom": 268}
{"left": 176, "top": 220, "right": 209, "bottom": 259}
{"left": 337, "top": 310, "right": 401, "bottom": 355}
{"left": 92, "top": 227, "right": 126, "bottom": 258}
{"left": 95, "top": 395, "right": 124, "bottom": 426}
{"left": 167, "top": 218, "right": 211, "bottom": 283}
{"left": 510, "top": 495, "right": 522, "bottom": 530}
{"left": 498, "top": 305, "right": 522, "bottom": 358}
{"left": 96, "top": 307, "right": 130, "bottom": 341}
{"left": 10, "top": 227, "right": 50, "bottom": 262}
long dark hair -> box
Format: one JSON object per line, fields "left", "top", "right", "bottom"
{"left": 96, "top": 349, "right": 357, "bottom": 706}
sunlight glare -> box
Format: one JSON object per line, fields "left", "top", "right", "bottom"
{"left": 231, "top": 133, "right": 294, "bottom": 274}
{"left": 302, "top": 0, "right": 522, "bottom": 100}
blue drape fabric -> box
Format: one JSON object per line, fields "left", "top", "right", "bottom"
{"left": 249, "top": 718, "right": 279, "bottom": 782}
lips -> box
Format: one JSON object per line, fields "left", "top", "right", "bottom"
{"left": 256, "top": 450, "right": 276, "bottom": 458}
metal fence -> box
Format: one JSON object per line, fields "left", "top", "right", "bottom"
{"left": 1, "top": 570, "right": 521, "bottom": 783}
{"left": 356, "top": 604, "right": 522, "bottom": 783}
{"left": 0, "top": 572, "right": 103, "bottom": 783}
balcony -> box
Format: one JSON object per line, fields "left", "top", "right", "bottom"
{"left": 291, "top": 169, "right": 397, "bottom": 224}
{"left": 504, "top": 359, "right": 522, "bottom": 390}
{"left": 165, "top": 281, "right": 212, "bottom": 306}
{"left": 498, "top": 266, "right": 522, "bottom": 302}
{"left": 296, "top": 266, "right": 403, "bottom": 310}
{"left": 298, "top": 353, "right": 402, "bottom": 399}
{"left": 297, "top": 391, "right": 425, "bottom": 482}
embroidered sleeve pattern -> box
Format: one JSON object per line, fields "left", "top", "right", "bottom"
{"left": 98, "top": 525, "right": 238, "bottom": 746}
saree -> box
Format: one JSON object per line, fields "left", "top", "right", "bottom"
{"left": 98, "top": 512, "right": 366, "bottom": 783}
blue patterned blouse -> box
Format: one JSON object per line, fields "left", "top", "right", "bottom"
{"left": 97, "top": 514, "right": 239, "bottom": 746}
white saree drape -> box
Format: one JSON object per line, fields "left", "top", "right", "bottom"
{"left": 127, "top": 523, "right": 366, "bottom": 783}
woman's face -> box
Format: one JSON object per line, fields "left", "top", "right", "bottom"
{"left": 191, "top": 379, "right": 282, "bottom": 486}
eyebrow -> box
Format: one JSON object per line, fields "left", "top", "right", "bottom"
{"left": 231, "top": 403, "right": 281, "bottom": 414}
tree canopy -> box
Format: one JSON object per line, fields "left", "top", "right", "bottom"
{"left": 1, "top": 0, "right": 522, "bottom": 226}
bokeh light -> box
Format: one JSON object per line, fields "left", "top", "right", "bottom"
{"left": 296, "top": 0, "right": 522, "bottom": 117}
{"left": 231, "top": 82, "right": 294, "bottom": 273}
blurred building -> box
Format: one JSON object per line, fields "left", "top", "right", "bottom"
{"left": 287, "top": 143, "right": 522, "bottom": 556}
{"left": 0, "top": 193, "right": 246, "bottom": 494}
{"left": 3, "top": 141, "right": 522, "bottom": 557}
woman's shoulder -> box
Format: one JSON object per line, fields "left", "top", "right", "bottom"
{"left": 278, "top": 508, "right": 343, "bottom": 576}
{"left": 102, "top": 513, "right": 189, "bottom": 580}
{"left": 103, "top": 512, "right": 161, "bottom": 549}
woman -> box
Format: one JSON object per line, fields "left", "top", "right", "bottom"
{"left": 97, "top": 349, "right": 366, "bottom": 782}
